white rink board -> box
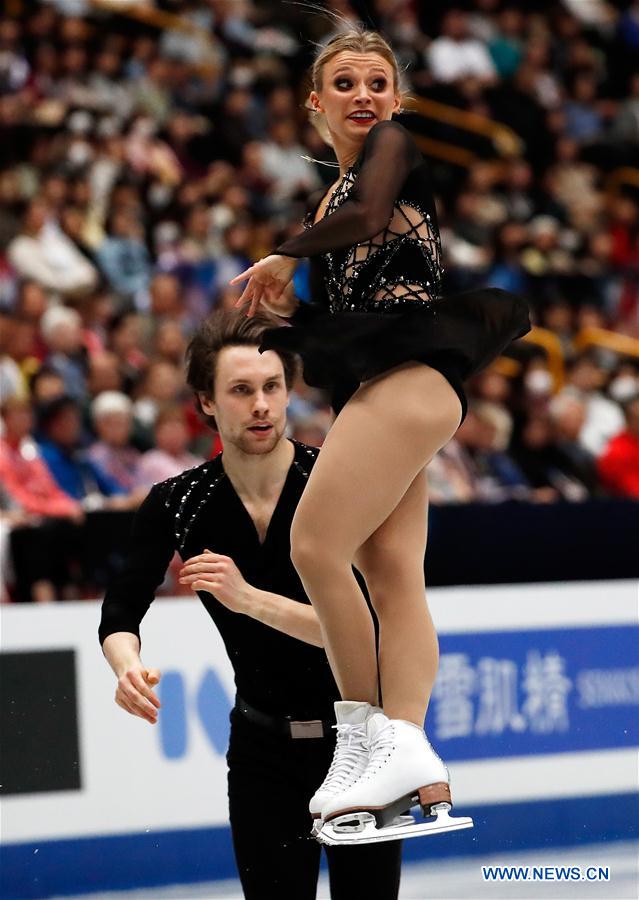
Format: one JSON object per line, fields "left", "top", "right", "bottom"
{"left": 1, "top": 579, "right": 638, "bottom": 845}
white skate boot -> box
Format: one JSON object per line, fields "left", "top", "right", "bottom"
{"left": 315, "top": 714, "right": 473, "bottom": 846}
{"left": 309, "top": 701, "right": 382, "bottom": 832}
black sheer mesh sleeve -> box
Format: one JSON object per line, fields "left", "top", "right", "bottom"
{"left": 272, "top": 120, "right": 421, "bottom": 259}
{"left": 98, "top": 485, "right": 176, "bottom": 648}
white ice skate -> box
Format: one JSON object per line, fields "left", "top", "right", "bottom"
{"left": 309, "top": 701, "right": 382, "bottom": 831}
{"left": 315, "top": 714, "right": 473, "bottom": 846}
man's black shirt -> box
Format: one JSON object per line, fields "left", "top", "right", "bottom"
{"left": 99, "top": 439, "right": 340, "bottom": 720}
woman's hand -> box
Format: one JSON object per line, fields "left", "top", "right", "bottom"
{"left": 229, "top": 254, "right": 298, "bottom": 318}
{"left": 179, "top": 550, "right": 253, "bottom": 613}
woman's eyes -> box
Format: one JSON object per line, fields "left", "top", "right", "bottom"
{"left": 334, "top": 78, "right": 387, "bottom": 90}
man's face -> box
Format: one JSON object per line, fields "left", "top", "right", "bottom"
{"left": 200, "top": 346, "right": 289, "bottom": 455}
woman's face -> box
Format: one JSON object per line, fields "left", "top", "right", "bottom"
{"left": 311, "top": 51, "right": 400, "bottom": 147}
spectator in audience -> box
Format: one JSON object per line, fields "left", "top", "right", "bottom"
{"left": 426, "top": 438, "right": 479, "bottom": 504}
{"left": 59, "top": 203, "right": 100, "bottom": 267}
{"left": 448, "top": 404, "right": 531, "bottom": 502}
{"left": 36, "top": 395, "right": 132, "bottom": 509}
{"left": 608, "top": 363, "right": 639, "bottom": 405}
{"left": 96, "top": 206, "right": 152, "bottom": 306}
{"left": 597, "top": 394, "right": 639, "bottom": 498}
{"left": 0, "top": 315, "right": 37, "bottom": 401}
{"left": 29, "top": 366, "right": 66, "bottom": 405}
{"left": 134, "top": 404, "right": 203, "bottom": 488}
{"left": 148, "top": 272, "right": 182, "bottom": 319}
{"left": 14, "top": 280, "right": 48, "bottom": 325}
{"left": 488, "top": 7, "right": 524, "bottom": 79}
{"left": 548, "top": 392, "right": 598, "bottom": 496}
{"left": 87, "top": 351, "right": 124, "bottom": 398}
{"left": 0, "top": 396, "right": 82, "bottom": 603}
{"left": 563, "top": 69, "right": 604, "bottom": 143}
{"left": 132, "top": 359, "right": 183, "bottom": 435}
{"left": 259, "top": 118, "right": 322, "bottom": 211}
{"left": 0, "top": 396, "right": 82, "bottom": 521}
{"left": 153, "top": 320, "right": 188, "bottom": 367}
{"left": 470, "top": 401, "right": 531, "bottom": 501}
{"left": 559, "top": 354, "right": 625, "bottom": 456}
{"left": 88, "top": 391, "right": 141, "bottom": 493}
{"left": 40, "top": 305, "right": 89, "bottom": 400}
{"left": 7, "top": 197, "right": 98, "bottom": 300}
{"left": 539, "top": 299, "right": 575, "bottom": 356}
{"left": 427, "top": 8, "right": 497, "bottom": 85}
{"left": 107, "top": 312, "right": 148, "bottom": 387}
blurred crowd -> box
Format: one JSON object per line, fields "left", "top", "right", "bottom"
{"left": 1, "top": 0, "right": 638, "bottom": 601}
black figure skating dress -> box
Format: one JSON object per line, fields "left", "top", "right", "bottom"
{"left": 260, "top": 120, "right": 531, "bottom": 420}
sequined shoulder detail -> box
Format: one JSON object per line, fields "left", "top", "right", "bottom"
{"left": 323, "top": 168, "right": 443, "bottom": 314}
{"left": 291, "top": 439, "right": 318, "bottom": 481}
{"left": 154, "top": 458, "right": 227, "bottom": 551}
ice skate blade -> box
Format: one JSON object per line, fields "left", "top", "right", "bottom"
{"left": 314, "top": 807, "right": 473, "bottom": 846}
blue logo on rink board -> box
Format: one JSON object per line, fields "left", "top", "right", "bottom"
{"left": 158, "top": 669, "right": 232, "bottom": 759}
{"left": 158, "top": 672, "right": 187, "bottom": 759}
{"left": 156, "top": 628, "right": 638, "bottom": 762}
{"left": 427, "top": 625, "right": 639, "bottom": 761}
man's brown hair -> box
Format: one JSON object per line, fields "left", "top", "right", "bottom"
{"left": 185, "top": 309, "right": 299, "bottom": 430}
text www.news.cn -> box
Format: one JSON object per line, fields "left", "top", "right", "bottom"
{"left": 482, "top": 865, "right": 610, "bottom": 882}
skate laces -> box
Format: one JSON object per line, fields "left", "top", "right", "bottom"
{"left": 360, "top": 721, "right": 450, "bottom": 784}
{"left": 359, "top": 721, "right": 396, "bottom": 782}
{"left": 319, "top": 723, "right": 369, "bottom": 792}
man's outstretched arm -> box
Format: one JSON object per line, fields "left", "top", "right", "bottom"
{"left": 99, "top": 486, "right": 176, "bottom": 724}
{"left": 102, "top": 632, "right": 162, "bottom": 724}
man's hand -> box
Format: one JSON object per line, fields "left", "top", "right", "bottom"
{"left": 115, "top": 665, "right": 162, "bottom": 725}
{"left": 179, "top": 550, "right": 253, "bottom": 613}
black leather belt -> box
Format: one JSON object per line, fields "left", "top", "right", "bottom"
{"left": 235, "top": 695, "right": 335, "bottom": 740}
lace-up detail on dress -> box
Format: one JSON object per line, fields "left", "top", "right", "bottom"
{"left": 310, "top": 168, "right": 444, "bottom": 315}
{"left": 261, "top": 119, "right": 531, "bottom": 421}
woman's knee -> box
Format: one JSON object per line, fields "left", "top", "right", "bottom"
{"left": 290, "top": 517, "right": 334, "bottom": 577}
{"left": 359, "top": 553, "right": 426, "bottom": 616}
{"left": 290, "top": 533, "right": 320, "bottom": 576}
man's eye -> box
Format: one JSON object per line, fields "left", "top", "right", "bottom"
{"left": 234, "top": 386, "right": 249, "bottom": 393}
{"left": 265, "top": 382, "right": 278, "bottom": 391}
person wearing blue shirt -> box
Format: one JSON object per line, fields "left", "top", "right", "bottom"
{"left": 37, "top": 395, "right": 127, "bottom": 505}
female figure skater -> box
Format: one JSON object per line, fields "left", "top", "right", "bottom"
{"left": 231, "top": 29, "right": 530, "bottom": 841}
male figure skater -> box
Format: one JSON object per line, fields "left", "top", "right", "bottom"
{"left": 99, "top": 310, "right": 402, "bottom": 900}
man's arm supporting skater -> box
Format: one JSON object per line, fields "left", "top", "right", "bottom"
{"left": 178, "top": 550, "right": 323, "bottom": 647}
{"left": 101, "top": 484, "right": 324, "bottom": 726}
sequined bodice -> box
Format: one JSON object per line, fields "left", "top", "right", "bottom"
{"left": 304, "top": 167, "right": 444, "bottom": 315}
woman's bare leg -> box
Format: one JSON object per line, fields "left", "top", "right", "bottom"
{"left": 290, "top": 362, "right": 461, "bottom": 721}
{"left": 354, "top": 467, "right": 437, "bottom": 725}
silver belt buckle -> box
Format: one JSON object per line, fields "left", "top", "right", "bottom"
{"left": 289, "top": 719, "right": 324, "bottom": 739}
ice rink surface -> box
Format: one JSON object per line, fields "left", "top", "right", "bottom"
{"left": 56, "top": 840, "right": 638, "bottom": 900}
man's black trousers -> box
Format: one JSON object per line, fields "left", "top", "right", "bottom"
{"left": 227, "top": 708, "right": 402, "bottom": 900}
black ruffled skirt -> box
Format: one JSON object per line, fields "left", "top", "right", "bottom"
{"left": 259, "top": 288, "right": 531, "bottom": 421}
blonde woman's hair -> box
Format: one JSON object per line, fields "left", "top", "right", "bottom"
{"left": 306, "top": 27, "right": 408, "bottom": 147}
